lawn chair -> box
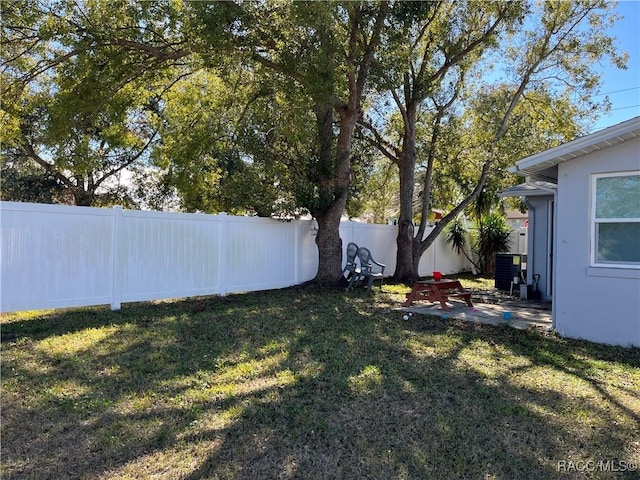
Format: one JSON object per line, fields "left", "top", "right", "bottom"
{"left": 356, "top": 246, "right": 386, "bottom": 291}
{"left": 343, "top": 242, "right": 361, "bottom": 288}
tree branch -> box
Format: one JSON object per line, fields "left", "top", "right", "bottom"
{"left": 111, "top": 38, "right": 190, "bottom": 61}
{"left": 94, "top": 130, "right": 160, "bottom": 188}
{"left": 358, "top": 119, "right": 401, "bottom": 164}
{"left": 19, "top": 139, "right": 75, "bottom": 190}
{"left": 251, "top": 52, "right": 305, "bottom": 84}
{"left": 355, "top": 1, "right": 389, "bottom": 99}
{"left": 391, "top": 86, "right": 408, "bottom": 126}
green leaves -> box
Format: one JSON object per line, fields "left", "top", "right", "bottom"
{"left": 1, "top": 0, "right": 188, "bottom": 206}
{"left": 476, "top": 212, "right": 512, "bottom": 277}
{"left": 0, "top": 0, "right": 627, "bottom": 227}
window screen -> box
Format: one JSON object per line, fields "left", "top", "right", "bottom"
{"left": 593, "top": 173, "right": 640, "bottom": 267}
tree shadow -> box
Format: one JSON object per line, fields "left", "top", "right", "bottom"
{"left": 2, "top": 288, "right": 639, "bottom": 479}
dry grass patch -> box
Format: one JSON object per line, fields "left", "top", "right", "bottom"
{"left": 2, "top": 286, "right": 639, "bottom": 479}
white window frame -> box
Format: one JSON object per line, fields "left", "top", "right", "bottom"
{"left": 590, "top": 171, "right": 640, "bottom": 269}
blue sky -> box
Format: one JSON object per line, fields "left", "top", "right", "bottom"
{"left": 591, "top": 0, "right": 640, "bottom": 131}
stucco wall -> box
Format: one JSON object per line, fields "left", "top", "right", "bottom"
{"left": 554, "top": 138, "right": 640, "bottom": 347}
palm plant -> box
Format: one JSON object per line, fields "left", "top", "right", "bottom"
{"left": 445, "top": 217, "right": 480, "bottom": 274}
{"left": 476, "top": 212, "right": 511, "bottom": 277}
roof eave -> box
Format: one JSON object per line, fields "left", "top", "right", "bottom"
{"left": 511, "top": 116, "right": 640, "bottom": 176}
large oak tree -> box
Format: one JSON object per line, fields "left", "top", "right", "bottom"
{"left": 362, "top": 0, "right": 626, "bottom": 282}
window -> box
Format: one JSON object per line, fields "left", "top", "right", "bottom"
{"left": 592, "top": 172, "right": 640, "bottom": 268}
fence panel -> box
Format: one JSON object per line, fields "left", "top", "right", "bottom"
{"left": 298, "top": 220, "right": 319, "bottom": 281}
{"left": 320, "top": 221, "right": 397, "bottom": 277}
{"left": 417, "top": 227, "right": 470, "bottom": 276}
{"left": 224, "top": 217, "right": 300, "bottom": 294}
{"left": 119, "top": 210, "right": 222, "bottom": 305}
{"left": 1, "top": 202, "right": 471, "bottom": 313}
{"left": 1, "top": 202, "right": 115, "bottom": 312}
{"left": 339, "top": 220, "right": 472, "bottom": 278}
{"left": 507, "top": 227, "right": 528, "bottom": 254}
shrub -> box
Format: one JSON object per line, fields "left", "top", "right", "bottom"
{"left": 476, "top": 212, "right": 511, "bottom": 277}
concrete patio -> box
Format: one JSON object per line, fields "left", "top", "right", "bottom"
{"left": 399, "top": 295, "right": 553, "bottom": 331}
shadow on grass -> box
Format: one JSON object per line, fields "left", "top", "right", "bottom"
{"left": 2, "top": 287, "right": 639, "bottom": 479}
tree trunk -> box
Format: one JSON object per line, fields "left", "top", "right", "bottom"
{"left": 311, "top": 104, "right": 356, "bottom": 286}
{"left": 392, "top": 102, "right": 418, "bottom": 284}
{"left": 394, "top": 150, "right": 417, "bottom": 283}
{"left": 314, "top": 195, "right": 348, "bottom": 286}
{"left": 411, "top": 108, "right": 442, "bottom": 278}
{"left": 309, "top": 3, "right": 388, "bottom": 286}
{"left": 73, "top": 188, "right": 93, "bottom": 206}
{"left": 413, "top": 159, "right": 494, "bottom": 271}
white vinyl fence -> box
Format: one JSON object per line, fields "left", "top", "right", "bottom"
{"left": 507, "top": 227, "right": 528, "bottom": 254}
{"left": 0, "top": 201, "right": 470, "bottom": 313}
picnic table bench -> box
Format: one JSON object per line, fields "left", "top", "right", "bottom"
{"left": 403, "top": 279, "right": 473, "bottom": 310}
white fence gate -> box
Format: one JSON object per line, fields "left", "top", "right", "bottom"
{"left": 0, "top": 201, "right": 471, "bottom": 313}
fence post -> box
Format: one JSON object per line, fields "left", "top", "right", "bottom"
{"left": 218, "top": 212, "right": 228, "bottom": 296}
{"left": 351, "top": 219, "right": 356, "bottom": 245}
{"left": 111, "top": 206, "right": 123, "bottom": 310}
{"left": 294, "top": 220, "right": 300, "bottom": 285}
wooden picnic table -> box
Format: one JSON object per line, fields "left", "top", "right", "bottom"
{"left": 403, "top": 279, "right": 473, "bottom": 310}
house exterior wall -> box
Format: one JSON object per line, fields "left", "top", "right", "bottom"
{"left": 554, "top": 138, "right": 640, "bottom": 347}
{"left": 526, "top": 195, "right": 554, "bottom": 301}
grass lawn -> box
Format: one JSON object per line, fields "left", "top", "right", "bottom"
{"left": 2, "top": 285, "right": 639, "bottom": 479}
